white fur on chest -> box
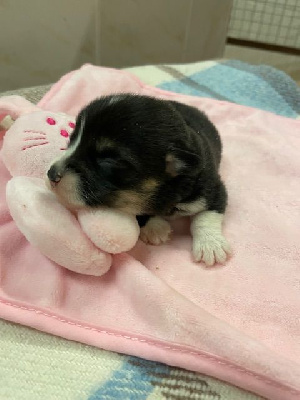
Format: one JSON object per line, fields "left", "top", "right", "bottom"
{"left": 174, "top": 197, "right": 207, "bottom": 217}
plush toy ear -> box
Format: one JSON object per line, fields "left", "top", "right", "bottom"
{"left": 0, "top": 96, "right": 40, "bottom": 131}
{"left": 0, "top": 115, "right": 14, "bottom": 131}
{"left": 165, "top": 148, "right": 202, "bottom": 177}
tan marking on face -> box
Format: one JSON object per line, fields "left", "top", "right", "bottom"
{"left": 141, "top": 178, "right": 159, "bottom": 192}
{"left": 113, "top": 190, "right": 149, "bottom": 215}
{"left": 48, "top": 172, "right": 85, "bottom": 211}
{"left": 113, "top": 178, "right": 159, "bottom": 214}
{"left": 96, "top": 138, "right": 115, "bottom": 151}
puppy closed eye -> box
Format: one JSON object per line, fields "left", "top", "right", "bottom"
{"left": 97, "top": 157, "right": 136, "bottom": 183}
{"left": 97, "top": 158, "right": 119, "bottom": 176}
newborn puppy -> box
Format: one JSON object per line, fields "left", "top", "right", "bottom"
{"left": 47, "top": 94, "right": 231, "bottom": 266}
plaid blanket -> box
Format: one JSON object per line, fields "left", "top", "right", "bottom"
{"left": 126, "top": 60, "right": 300, "bottom": 119}
{"left": 1, "top": 59, "right": 299, "bottom": 400}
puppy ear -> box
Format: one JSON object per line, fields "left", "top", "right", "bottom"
{"left": 166, "top": 148, "right": 202, "bottom": 177}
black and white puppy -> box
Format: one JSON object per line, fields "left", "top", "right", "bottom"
{"left": 47, "top": 94, "right": 231, "bottom": 266}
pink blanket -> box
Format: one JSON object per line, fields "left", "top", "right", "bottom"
{"left": 1, "top": 65, "right": 300, "bottom": 400}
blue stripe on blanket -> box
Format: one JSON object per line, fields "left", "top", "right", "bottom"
{"left": 88, "top": 357, "right": 170, "bottom": 400}
{"left": 157, "top": 60, "right": 300, "bottom": 118}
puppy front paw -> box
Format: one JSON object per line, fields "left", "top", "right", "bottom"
{"left": 140, "top": 217, "right": 172, "bottom": 245}
{"left": 192, "top": 233, "right": 231, "bottom": 267}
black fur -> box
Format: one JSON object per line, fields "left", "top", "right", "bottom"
{"left": 48, "top": 94, "right": 227, "bottom": 220}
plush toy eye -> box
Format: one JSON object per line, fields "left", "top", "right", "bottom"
{"left": 69, "top": 122, "right": 75, "bottom": 129}
{"left": 46, "top": 117, "right": 56, "bottom": 125}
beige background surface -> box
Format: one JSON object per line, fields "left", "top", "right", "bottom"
{"left": 0, "top": 0, "right": 232, "bottom": 91}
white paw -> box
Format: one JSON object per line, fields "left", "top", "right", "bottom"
{"left": 193, "top": 232, "right": 231, "bottom": 267}
{"left": 140, "top": 217, "right": 172, "bottom": 245}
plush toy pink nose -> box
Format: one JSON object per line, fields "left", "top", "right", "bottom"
{"left": 47, "top": 165, "right": 62, "bottom": 187}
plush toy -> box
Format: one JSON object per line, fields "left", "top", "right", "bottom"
{"left": 0, "top": 96, "right": 140, "bottom": 276}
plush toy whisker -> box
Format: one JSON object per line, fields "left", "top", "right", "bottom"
{"left": 24, "top": 137, "right": 47, "bottom": 141}
{"left": 22, "top": 142, "right": 49, "bottom": 151}
{"left": 24, "top": 130, "right": 47, "bottom": 136}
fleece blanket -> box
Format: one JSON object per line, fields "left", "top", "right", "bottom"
{"left": 1, "top": 60, "right": 270, "bottom": 400}
{"left": 0, "top": 65, "right": 300, "bottom": 400}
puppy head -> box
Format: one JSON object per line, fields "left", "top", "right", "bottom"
{"left": 46, "top": 94, "right": 202, "bottom": 214}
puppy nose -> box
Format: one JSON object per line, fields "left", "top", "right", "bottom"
{"left": 47, "top": 165, "right": 62, "bottom": 186}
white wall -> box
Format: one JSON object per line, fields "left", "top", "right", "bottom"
{"left": 0, "top": 0, "right": 232, "bottom": 91}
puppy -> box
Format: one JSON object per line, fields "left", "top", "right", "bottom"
{"left": 47, "top": 94, "right": 231, "bottom": 266}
